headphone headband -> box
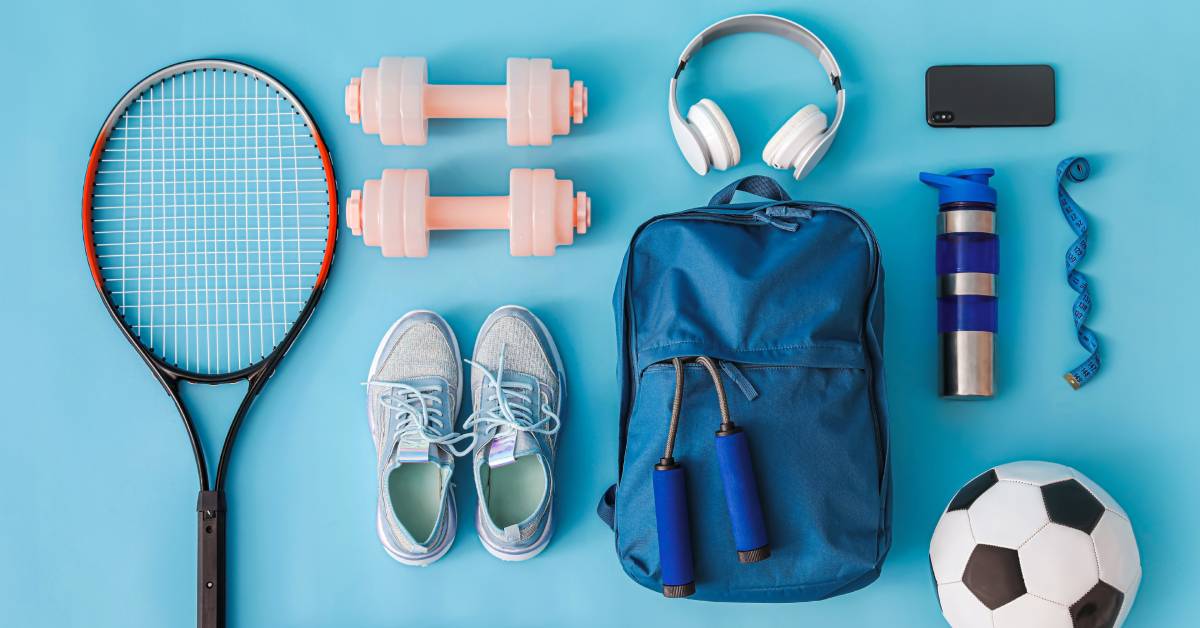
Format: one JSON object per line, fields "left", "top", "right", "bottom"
{"left": 675, "top": 14, "right": 842, "bottom": 86}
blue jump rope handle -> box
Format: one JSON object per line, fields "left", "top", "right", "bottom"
{"left": 714, "top": 428, "right": 770, "bottom": 562}
{"left": 1056, "top": 157, "right": 1101, "bottom": 389}
{"left": 653, "top": 463, "right": 696, "bottom": 597}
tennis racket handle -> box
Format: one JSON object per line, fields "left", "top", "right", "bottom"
{"left": 653, "top": 462, "right": 695, "bottom": 598}
{"left": 197, "top": 491, "right": 226, "bottom": 628}
{"left": 714, "top": 428, "right": 771, "bottom": 563}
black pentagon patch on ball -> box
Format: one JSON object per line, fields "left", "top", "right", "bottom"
{"left": 947, "top": 469, "right": 998, "bottom": 511}
{"left": 1070, "top": 581, "right": 1124, "bottom": 628}
{"left": 1043, "top": 479, "right": 1106, "bottom": 534}
{"left": 963, "top": 544, "right": 1026, "bottom": 610}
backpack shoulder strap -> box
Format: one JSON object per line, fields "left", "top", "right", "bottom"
{"left": 597, "top": 484, "right": 616, "bottom": 530}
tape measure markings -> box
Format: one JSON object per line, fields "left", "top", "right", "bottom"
{"left": 1056, "top": 156, "right": 1101, "bottom": 389}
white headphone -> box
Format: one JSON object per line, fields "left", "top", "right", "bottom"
{"left": 668, "top": 14, "right": 846, "bottom": 180}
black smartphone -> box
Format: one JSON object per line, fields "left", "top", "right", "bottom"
{"left": 926, "top": 65, "right": 1055, "bottom": 127}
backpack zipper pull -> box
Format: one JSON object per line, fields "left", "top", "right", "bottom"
{"left": 752, "top": 204, "right": 813, "bottom": 232}
{"left": 719, "top": 360, "right": 758, "bottom": 401}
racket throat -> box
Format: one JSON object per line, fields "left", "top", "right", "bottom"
{"left": 196, "top": 490, "right": 226, "bottom": 628}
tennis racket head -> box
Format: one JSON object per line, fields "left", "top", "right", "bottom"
{"left": 83, "top": 60, "right": 337, "bottom": 382}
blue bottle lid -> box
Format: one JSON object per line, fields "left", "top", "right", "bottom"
{"left": 919, "top": 168, "right": 996, "bottom": 205}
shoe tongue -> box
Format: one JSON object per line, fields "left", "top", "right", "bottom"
{"left": 388, "top": 443, "right": 452, "bottom": 471}
{"left": 485, "top": 430, "right": 540, "bottom": 469}
{"left": 428, "top": 445, "right": 453, "bottom": 467}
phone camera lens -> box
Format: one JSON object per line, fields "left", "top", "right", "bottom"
{"left": 932, "top": 111, "right": 954, "bottom": 124}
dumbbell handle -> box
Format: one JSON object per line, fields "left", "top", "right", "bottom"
{"left": 425, "top": 197, "right": 513, "bottom": 230}
{"left": 425, "top": 85, "right": 508, "bottom": 119}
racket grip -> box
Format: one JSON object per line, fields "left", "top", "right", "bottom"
{"left": 714, "top": 427, "right": 770, "bottom": 563}
{"left": 197, "top": 491, "right": 226, "bottom": 628}
{"left": 653, "top": 461, "right": 696, "bottom": 598}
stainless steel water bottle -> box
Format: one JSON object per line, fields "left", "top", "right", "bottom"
{"left": 919, "top": 168, "right": 998, "bottom": 398}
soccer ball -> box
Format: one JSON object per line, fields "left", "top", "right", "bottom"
{"left": 929, "top": 461, "right": 1141, "bottom": 628}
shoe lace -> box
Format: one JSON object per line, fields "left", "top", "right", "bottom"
{"left": 463, "top": 345, "right": 561, "bottom": 441}
{"left": 366, "top": 380, "right": 476, "bottom": 458}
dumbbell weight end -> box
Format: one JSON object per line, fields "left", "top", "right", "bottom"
{"left": 506, "top": 169, "right": 589, "bottom": 256}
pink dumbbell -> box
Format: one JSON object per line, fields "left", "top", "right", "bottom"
{"left": 345, "top": 57, "right": 588, "bottom": 146}
{"left": 345, "top": 169, "right": 591, "bottom": 257}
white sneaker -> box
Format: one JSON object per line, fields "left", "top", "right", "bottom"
{"left": 464, "top": 306, "right": 565, "bottom": 561}
{"left": 365, "top": 311, "right": 474, "bottom": 565}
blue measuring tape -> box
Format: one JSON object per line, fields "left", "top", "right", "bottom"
{"left": 1056, "top": 156, "right": 1101, "bottom": 389}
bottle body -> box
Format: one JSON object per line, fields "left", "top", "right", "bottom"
{"left": 936, "top": 200, "right": 997, "bottom": 397}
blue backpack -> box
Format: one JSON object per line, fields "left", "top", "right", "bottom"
{"left": 597, "top": 176, "right": 891, "bottom": 602}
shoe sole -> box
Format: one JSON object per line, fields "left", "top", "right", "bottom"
{"left": 367, "top": 310, "right": 463, "bottom": 566}
{"left": 473, "top": 305, "right": 565, "bottom": 560}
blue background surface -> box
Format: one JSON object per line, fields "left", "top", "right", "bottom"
{"left": 3, "top": 1, "right": 1197, "bottom": 626}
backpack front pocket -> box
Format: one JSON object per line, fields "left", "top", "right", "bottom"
{"left": 615, "top": 359, "right": 885, "bottom": 602}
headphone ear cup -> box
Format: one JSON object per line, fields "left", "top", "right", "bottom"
{"left": 762, "top": 104, "right": 828, "bottom": 172}
{"left": 671, "top": 111, "right": 711, "bottom": 175}
{"left": 687, "top": 98, "right": 741, "bottom": 171}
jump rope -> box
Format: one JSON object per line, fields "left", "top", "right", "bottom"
{"left": 654, "top": 357, "right": 770, "bottom": 598}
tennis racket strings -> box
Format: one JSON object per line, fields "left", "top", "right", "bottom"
{"left": 89, "top": 66, "right": 332, "bottom": 376}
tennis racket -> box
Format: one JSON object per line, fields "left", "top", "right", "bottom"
{"left": 82, "top": 60, "right": 337, "bottom": 628}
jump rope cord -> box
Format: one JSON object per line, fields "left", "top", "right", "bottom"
{"left": 1056, "top": 156, "right": 1102, "bottom": 389}
{"left": 662, "top": 356, "right": 734, "bottom": 461}
{"left": 663, "top": 358, "right": 685, "bottom": 460}
{"left": 694, "top": 357, "right": 733, "bottom": 429}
